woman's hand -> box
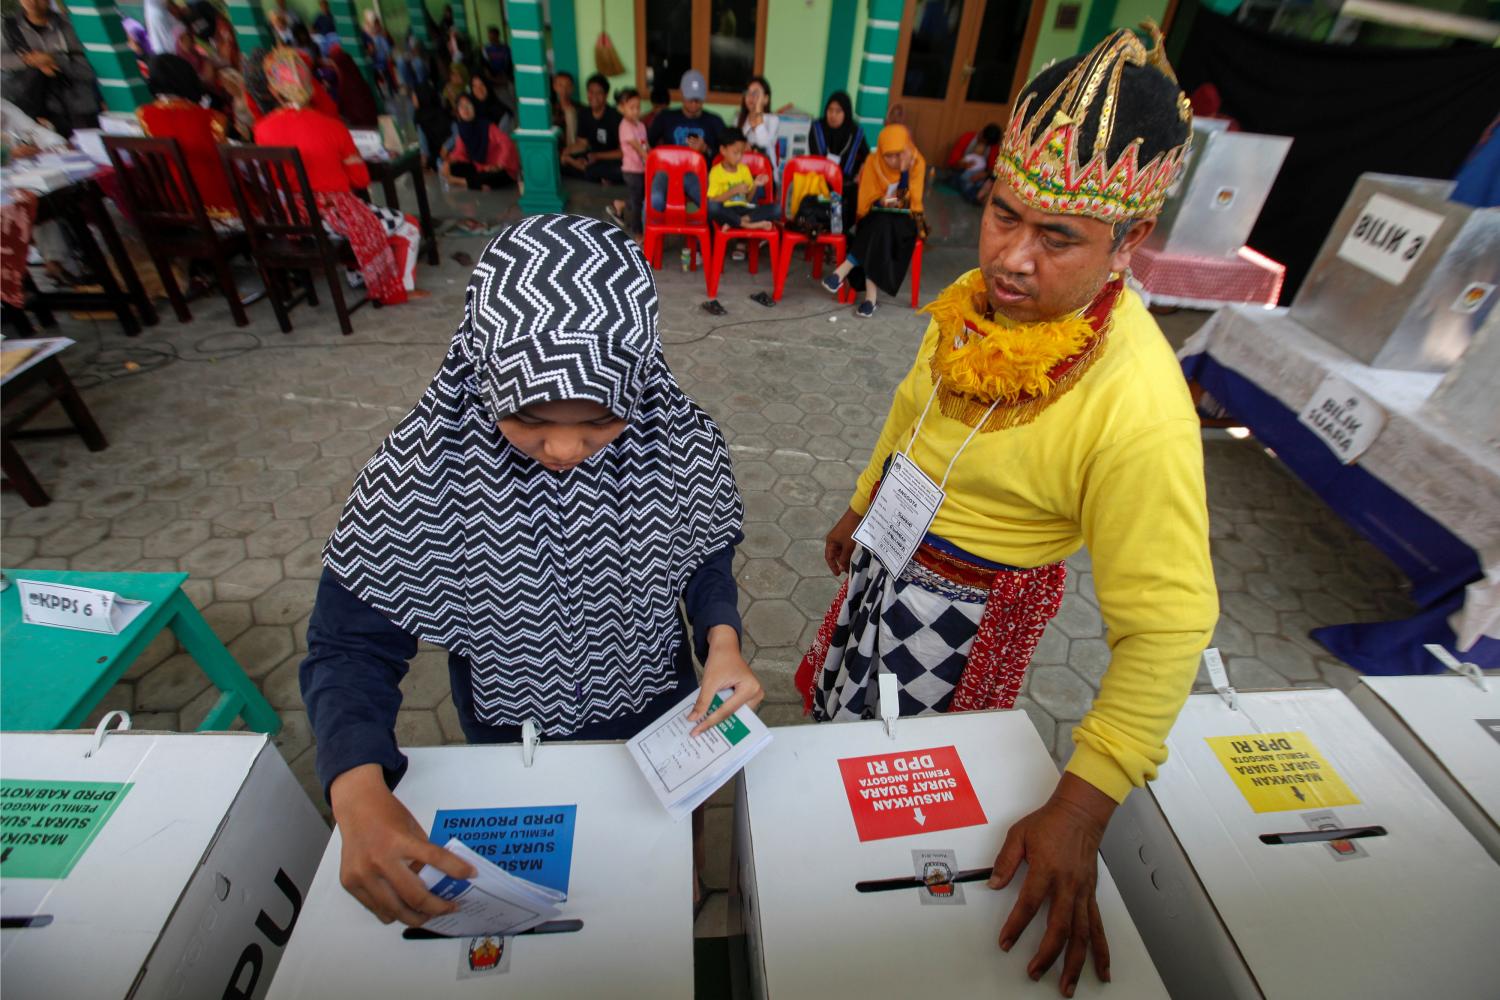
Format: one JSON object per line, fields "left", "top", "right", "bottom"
{"left": 688, "top": 625, "right": 763, "bottom": 736}
{"left": 330, "top": 764, "right": 477, "bottom": 926}
{"left": 824, "top": 506, "right": 861, "bottom": 575}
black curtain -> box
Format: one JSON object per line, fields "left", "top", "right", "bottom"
{"left": 1173, "top": 12, "right": 1500, "bottom": 301}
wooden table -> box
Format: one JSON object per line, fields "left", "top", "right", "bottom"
{"left": 0, "top": 569, "right": 280, "bottom": 735}
{"left": 4, "top": 168, "right": 160, "bottom": 336}
{"left": 364, "top": 149, "right": 439, "bottom": 266}
{"left": 1, "top": 338, "right": 107, "bottom": 507}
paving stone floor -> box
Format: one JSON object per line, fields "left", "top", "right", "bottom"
{"left": 0, "top": 175, "right": 1413, "bottom": 936}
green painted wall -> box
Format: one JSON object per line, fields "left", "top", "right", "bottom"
{"left": 1024, "top": 0, "right": 1172, "bottom": 78}
{"left": 570, "top": 0, "right": 838, "bottom": 116}
{"left": 573, "top": 0, "right": 634, "bottom": 85}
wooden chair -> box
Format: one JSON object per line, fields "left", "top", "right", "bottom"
{"left": 219, "top": 145, "right": 369, "bottom": 336}
{"left": 103, "top": 135, "right": 254, "bottom": 327}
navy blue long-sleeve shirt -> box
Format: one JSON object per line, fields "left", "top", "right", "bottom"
{"left": 299, "top": 541, "right": 742, "bottom": 800}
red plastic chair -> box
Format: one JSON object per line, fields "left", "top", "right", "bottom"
{"left": 707, "top": 150, "right": 778, "bottom": 299}
{"left": 642, "top": 147, "right": 712, "bottom": 296}
{"left": 773, "top": 156, "right": 848, "bottom": 301}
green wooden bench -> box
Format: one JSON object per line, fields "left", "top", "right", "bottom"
{"left": 1, "top": 569, "right": 280, "bottom": 734}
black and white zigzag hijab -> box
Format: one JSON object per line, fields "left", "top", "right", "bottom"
{"left": 324, "top": 214, "right": 743, "bottom": 733}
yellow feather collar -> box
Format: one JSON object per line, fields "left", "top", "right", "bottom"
{"left": 922, "top": 269, "right": 1112, "bottom": 431}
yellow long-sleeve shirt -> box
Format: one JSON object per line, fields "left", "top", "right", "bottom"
{"left": 851, "top": 283, "right": 1217, "bottom": 802}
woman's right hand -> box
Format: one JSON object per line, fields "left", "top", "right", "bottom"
{"left": 824, "top": 506, "right": 861, "bottom": 575}
{"left": 330, "top": 763, "right": 476, "bottom": 926}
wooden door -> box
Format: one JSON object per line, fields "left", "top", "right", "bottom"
{"left": 889, "top": 0, "right": 1045, "bottom": 166}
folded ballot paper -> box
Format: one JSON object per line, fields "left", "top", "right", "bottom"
{"left": 627, "top": 690, "right": 772, "bottom": 820}
{"left": 417, "top": 839, "right": 565, "bottom": 937}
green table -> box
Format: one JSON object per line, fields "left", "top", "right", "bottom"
{"left": 0, "top": 569, "right": 280, "bottom": 734}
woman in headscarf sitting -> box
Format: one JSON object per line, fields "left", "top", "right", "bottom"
{"left": 807, "top": 91, "right": 867, "bottom": 235}
{"left": 135, "top": 52, "right": 238, "bottom": 223}
{"left": 440, "top": 92, "right": 518, "bottom": 189}
{"left": 820, "top": 123, "right": 925, "bottom": 318}
{"left": 467, "top": 71, "right": 512, "bottom": 132}
{"left": 253, "top": 49, "right": 423, "bottom": 304}
{"left": 242, "top": 43, "right": 338, "bottom": 120}
{"left": 301, "top": 214, "right": 757, "bottom": 925}
{"left": 328, "top": 44, "right": 379, "bottom": 129}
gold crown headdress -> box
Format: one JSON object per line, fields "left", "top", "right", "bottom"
{"left": 994, "top": 23, "right": 1192, "bottom": 225}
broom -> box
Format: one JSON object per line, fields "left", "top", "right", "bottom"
{"left": 594, "top": 0, "right": 625, "bottom": 77}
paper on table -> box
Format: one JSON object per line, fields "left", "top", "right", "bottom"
{"left": 417, "top": 839, "right": 565, "bottom": 937}
{"left": 627, "top": 689, "right": 772, "bottom": 820}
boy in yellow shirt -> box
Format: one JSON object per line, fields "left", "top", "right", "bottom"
{"left": 706, "top": 127, "right": 777, "bottom": 230}
{"left": 799, "top": 25, "right": 1216, "bottom": 999}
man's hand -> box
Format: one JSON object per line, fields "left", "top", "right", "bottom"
{"left": 22, "top": 51, "right": 58, "bottom": 75}
{"left": 685, "top": 135, "right": 707, "bottom": 154}
{"left": 823, "top": 506, "right": 861, "bottom": 575}
{"left": 330, "top": 764, "right": 476, "bottom": 926}
{"left": 688, "top": 624, "right": 763, "bottom": 736}
{"left": 989, "top": 773, "right": 1116, "bottom": 997}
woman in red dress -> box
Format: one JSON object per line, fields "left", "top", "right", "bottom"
{"left": 135, "top": 53, "right": 237, "bottom": 223}
{"left": 254, "top": 49, "right": 422, "bottom": 305}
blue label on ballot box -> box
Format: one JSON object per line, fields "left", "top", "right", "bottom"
{"left": 429, "top": 806, "right": 578, "bottom": 894}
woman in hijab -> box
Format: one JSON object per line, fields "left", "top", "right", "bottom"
{"left": 467, "top": 71, "right": 510, "bottom": 130}
{"left": 440, "top": 92, "right": 518, "bottom": 189}
{"left": 135, "top": 52, "right": 237, "bottom": 220}
{"left": 123, "top": 17, "right": 150, "bottom": 78}
{"left": 807, "top": 90, "right": 867, "bottom": 235}
{"left": 328, "top": 44, "right": 379, "bottom": 129}
{"left": 820, "top": 123, "right": 924, "bottom": 318}
{"left": 254, "top": 49, "right": 422, "bottom": 304}
{"left": 301, "top": 214, "right": 756, "bottom": 925}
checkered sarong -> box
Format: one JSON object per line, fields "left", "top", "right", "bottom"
{"left": 798, "top": 539, "right": 1066, "bottom": 721}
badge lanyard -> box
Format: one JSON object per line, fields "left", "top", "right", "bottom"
{"left": 852, "top": 380, "right": 1001, "bottom": 578}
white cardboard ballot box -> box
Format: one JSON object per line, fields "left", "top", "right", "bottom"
{"left": 1349, "top": 673, "right": 1500, "bottom": 863}
{"left": 0, "top": 728, "right": 329, "bottom": 999}
{"left": 1100, "top": 689, "right": 1500, "bottom": 1000}
{"left": 729, "top": 710, "right": 1168, "bottom": 999}
{"left": 265, "top": 742, "right": 694, "bottom": 999}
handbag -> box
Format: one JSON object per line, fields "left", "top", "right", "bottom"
{"left": 791, "top": 197, "right": 832, "bottom": 236}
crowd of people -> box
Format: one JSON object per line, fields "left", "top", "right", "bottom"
{"left": 3, "top": 0, "right": 987, "bottom": 316}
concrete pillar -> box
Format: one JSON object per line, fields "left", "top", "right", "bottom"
{"left": 505, "top": 0, "right": 563, "bottom": 214}
{"left": 406, "top": 0, "right": 432, "bottom": 43}
{"left": 66, "top": 0, "right": 150, "bottom": 113}
{"left": 225, "top": 0, "right": 271, "bottom": 55}
{"left": 854, "top": 0, "right": 903, "bottom": 144}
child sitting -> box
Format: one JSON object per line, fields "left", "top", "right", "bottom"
{"left": 955, "top": 123, "right": 1001, "bottom": 204}
{"left": 707, "top": 128, "right": 778, "bottom": 230}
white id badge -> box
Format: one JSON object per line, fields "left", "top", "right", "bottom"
{"left": 852, "top": 453, "right": 945, "bottom": 577}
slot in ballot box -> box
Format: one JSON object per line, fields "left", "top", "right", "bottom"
{"left": 1100, "top": 689, "right": 1500, "bottom": 1000}
{"left": 1349, "top": 673, "right": 1500, "bottom": 863}
{"left": 729, "top": 710, "right": 1168, "bottom": 999}
{"left": 0, "top": 726, "right": 329, "bottom": 999}
{"left": 265, "top": 743, "right": 694, "bottom": 999}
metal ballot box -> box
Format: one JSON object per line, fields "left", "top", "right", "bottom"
{"left": 264, "top": 742, "right": 694, "bottom": 1000}
{"left": 729, "top": 709, "right": 1168, "bottom": 999}
{"left": 1145, "top": 120, "right": 1292, "bottom": 258}
{"left": 1101, "top": 689, "right": 1500, "bottom": 1000}
{"left": 0, "top": 727, "right": 328, "bottom": 1000}
{"left": 1291, "top": 173, "right": 1500, "bottom": 372}
{"left": 1350, "top": 673, "right": 1500, "bottom": 864}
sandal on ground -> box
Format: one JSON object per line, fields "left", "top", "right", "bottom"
{"left": 701, "top": 299, "right": 728, "bottom": 316}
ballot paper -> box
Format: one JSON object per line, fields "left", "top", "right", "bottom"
{"left": 417, "top": 839, "right": 565, "bottom": 937}
{"left": 627, "top": 690, "right": 772, "bottom": 820}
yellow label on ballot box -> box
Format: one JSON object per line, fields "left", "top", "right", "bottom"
{"left": 1204, "top": 732, "right": 1360, "bottom": 813}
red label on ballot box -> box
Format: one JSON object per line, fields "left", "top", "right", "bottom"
{"left": 837, "top": 745, "right": 987, "bottom": 842}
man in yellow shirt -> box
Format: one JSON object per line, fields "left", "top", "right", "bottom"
{"left": 796, "top": 25, "right": 1217, "bottom": 997}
